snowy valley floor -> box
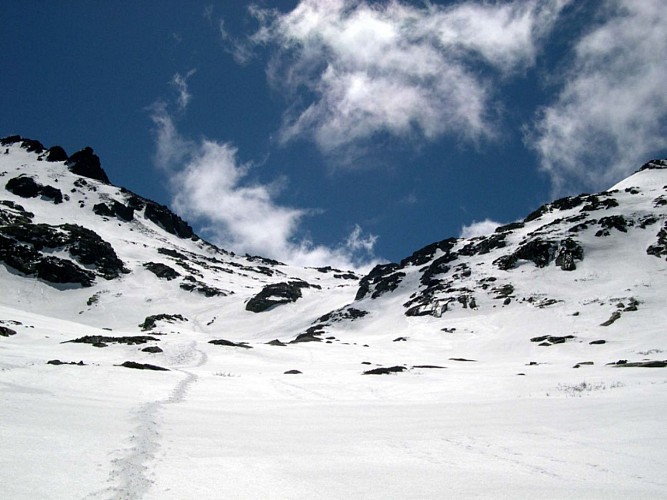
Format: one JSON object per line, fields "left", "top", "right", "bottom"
{"left": 1, "top": 312, "right": 666, "bottom": 499}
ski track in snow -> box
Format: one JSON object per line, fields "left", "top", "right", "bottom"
{"left": 87, "top": 342, "right": 208, "bottom": 500}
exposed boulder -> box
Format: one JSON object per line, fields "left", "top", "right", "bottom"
{"left": 93, "top": 201, "right": 134, "bottom": 221}
{"left": 600, "top": 311, "right": 622, "bottom": 327}
{"left": 39, "top": 185, "right": 63, "bottom": 204}
{"left": 141, "top": 346, "right": 163, "bottom": 353}
{"left": 66, "top": 147, "right": 110, "bottom": 184}
{"left": 530, "top": 335, "right": 575, "bottom": 346}
{"left": 143, "top": 262, "right": 180, "bottom": 280}
{"left": 208, "top": 339, "right": 252, "bottom": 349}
{"left": 6, "top": 176, "right": 41, "bottom": 198}
{"left": 363, "top": 366, "right": 407, "bottom": 375}
{"left": 5, "top": 176, "right": 63, "bottom": 203}
{"left": 246, "top": 280, "right": 313, "bottom": 312}
{"left": 290, "top": 333, "right": 322, "bottom": 344}
{"left": 266, "top": 339, "right": 287, "bottom": 346}
{"left": 139, "top": 314, "right": 188, "bottom": 331}
{"left": 179, "top": 277, "right": 227, "bottom": 297}
{"left": 0, "top": 326, "right": 17, "bottom": 337}
{"left": 119, "top": 361, "right": 169, "bottom": 371}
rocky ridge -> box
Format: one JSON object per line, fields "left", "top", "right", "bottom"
{"left": 1, "top": 136, "right": 666, "bottom": 372}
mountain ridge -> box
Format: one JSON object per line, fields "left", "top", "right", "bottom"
{"left": 1, "top": 134, "right": 666, "bottom": 351}
{"left": 2, "top": 135, "right": 667, "bottom": 499}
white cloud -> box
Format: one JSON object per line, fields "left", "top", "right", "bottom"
{"left": 249, "top": 0, "right": 570, "bottom": 155}
{"left": 346, "top": 224, "right": 378, "bottom": 253}
{"left": 530, "top": 0, "right": 667, "bottom": 193}
{"left": 171, "top": 70, "right": 197, "bottom": 112}
{"left": 149, "top": 101, "right": 191, "bottom": 169}
{"left": 149, "top": 102, "right": 378, "bottom": 271}
{"left": 460, "top": 219, "right": 502, "bottom": 239}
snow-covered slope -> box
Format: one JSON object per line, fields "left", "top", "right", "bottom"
{"left": 1, "top": 136, "right": 666, "bottom": 499}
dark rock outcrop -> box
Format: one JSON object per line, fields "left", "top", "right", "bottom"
{"left": 355, "top": 263, "right": 405, "bottom": 300}
{"left": 399, "top": 237, "right": 458, "bottom": 267}
{"left": 144, "top": 202, "right": 194, "bottom": 239}
{"left": 66, "top": 147, "right": 110, "bottom": 184}
{"left": 139, "top": 314, "right": 188, "bottom": 331}
{"left": 6, "top": 176, "right": 41, "bottom": 198}
{"left": 290, "top": 333, "right": 322, "bottom": 344}
{"left": 143, "top": 262, "right": 180, "bottom": 280}
{"left": 65, "top": 335, "right": 160, "bottom": 346}
{"left": 0, "top": 221, "right": 126, "bottom": 285}
{"left": 494, "top": 238, "right": 583, "bottom": 271}
{"left": 5, "top": 176, "right": 63, "bottom": 204}
{"left": 208, "top": 339, "right": 252, "bottom": 349}
{"left": 141, "top": 346, "right": 163, "bottom": 353}
{"left": 93, "top": 201, "right": 134, "bottom": 221}
{"left": 45, "top": 146, "right": 68, "bottom": 162}
{"left": 530, "top": 335, "right": 575, "bottom": 346}
{"left": 119, "top": 361, "right": 169, "bottom": 371}
{"left": 554, "top": 239, "right": 584, "bottom": 271}
{"left": 363, "top": 366, "right": 407, "bottom": 375}
{"left": 1, "top": 135, "right": 23, "bottom": 146}
{"left": 63, "top": 224, "right": 128, "bottom": 279}
{"left": 246, "top": 280, "right": 313, "bottom": 312}
{"left": 179, "top": 277, "right": 227, "bottom": 297}
{"left": 647, "top": 221, "right": 667, "bottom": 260}
{"left": 266, "top": 339, "right": 287, "bottom": 346}
{"left": 600, "top": 311, "right": 622, "bottom": 326}
{"left": 612, "top": 360, "right": 667, "bottom": 368}
{"left": 34, "top": 256, "right": 96, "bottom": 286}
{"left": 0, "top": 326, "right": 17, "bottom": 337}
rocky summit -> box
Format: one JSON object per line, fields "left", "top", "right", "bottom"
{"left": 1, "top": 136, "right": 666, "bottom": 498}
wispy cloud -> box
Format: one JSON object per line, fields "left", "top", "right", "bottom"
{"left": 460, "top": 219, "right": 502, "bottom": 239}
{"left": 149, "top": 93, "right": 378, "bottom": 271}
{"left": 529, "top": 0, "right": 667, "bottom": 193}
{"left": 171, "top": 69, "right": 197, "bottom": 112}
{"left": 247, "top": 0, "right": 570, "bottom": 157}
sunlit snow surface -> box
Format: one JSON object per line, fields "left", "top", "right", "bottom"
{"left": 0, "top": 144, "right": 666, "bottom": 498}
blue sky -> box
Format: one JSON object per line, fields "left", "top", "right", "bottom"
{"left": 2, "top": 0, "right": 666, "bottom": 269}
